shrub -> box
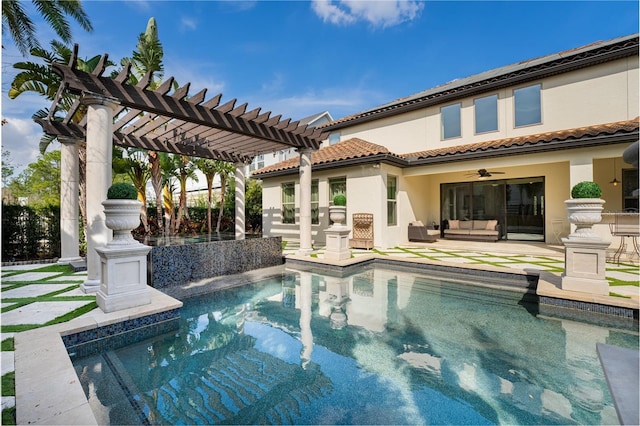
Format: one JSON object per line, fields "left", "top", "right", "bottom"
{"left": 333, "top": 194, "right": 347, "bottom": 206}
{"left": 107, "top": 182, "right": 138, "bottom": 200}
{"left": 571, "top": 181, "right": 602, "bottom": 199}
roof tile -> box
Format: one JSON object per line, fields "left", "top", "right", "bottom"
{"left": 403, "top": 118, "right": 639, "bottom": 160}
{"left": 253, "top": 118, "right": 639, "bottom": 176}
{"left": 253, "top": 138, "right": 397, "bottom": 175}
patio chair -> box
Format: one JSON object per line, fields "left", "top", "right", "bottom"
{"left": 408, "top": 221, "right": 438, "bottom": 242}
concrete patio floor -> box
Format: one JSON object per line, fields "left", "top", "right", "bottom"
{"left": 1, "top": 239, "right": 639, "bottom": 416}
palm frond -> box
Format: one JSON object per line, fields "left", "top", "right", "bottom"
{"left": 33, "top": 0, "right": 73, "bottom": 44}
{"left": 2, "top": 0, "right": 39, "bottom": 55}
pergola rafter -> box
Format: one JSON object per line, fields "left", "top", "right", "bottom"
{"left": 36, "top": 45, "right": 326, "bottom": 163}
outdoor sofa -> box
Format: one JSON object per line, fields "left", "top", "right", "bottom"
{"left": 443, "top": 219, "right": 500, "bottom": 242}
{"left": 408, "top": 221, "right": 439, "bottom": 242}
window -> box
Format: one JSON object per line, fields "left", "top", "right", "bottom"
{"left": 329, "top": 177, "right": 347, "bottom": 204}
{"left": 622, "top": 169, "right": 639, "bottom": 211}
{"left": 474, "top": 95, "right": 498, "bottom": 134}
{"left": 514, "top": 84, "right": 541, "bottom": 127}
{"left": 328, "top": 132, "right": 341, "bottom": 146}
{"left": 281, "top": 182, "right": 295, "bottom": 224}
{"left": 249, "top": 154, "right": 265, "bottom": 172}
{"left": 387, "top": 175, "right": 397, "bottom": 226}
{"left": 441, "top": 103, "right": 461, "bottom": 139}
{"left": 311, "top": 180, "right": 319, "bottom": 224}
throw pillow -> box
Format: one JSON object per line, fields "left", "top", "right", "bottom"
{"left": 449, "top": 220, "right": 459, "bottom": 229}
{"left": 486, "top": 220, "right": 498, "bottom": 230}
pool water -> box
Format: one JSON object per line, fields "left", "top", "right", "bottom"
{"left": 72, "top": 265, "right": 638, "bottom": 425}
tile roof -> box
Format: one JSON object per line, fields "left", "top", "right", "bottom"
{"left": 253, "top": 119, "right": 638, "bottom": 177}
{"left": 252, "top": 138, "right": 402, "bottom": 175}
{"left": 403, "top": 118, "right": 639, "bottom": 161}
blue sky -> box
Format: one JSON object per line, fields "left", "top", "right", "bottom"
{"left": 2, "top": 0, "right": 638, "bottom": 174}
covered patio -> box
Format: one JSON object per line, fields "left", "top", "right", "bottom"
{"left": 35, "top": 45, "right": 326, "bottom": 293}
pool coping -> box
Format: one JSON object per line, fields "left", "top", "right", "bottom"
{"left": 14, "top": 288, "right": 182, "bottom": 425}
{"left": 13, "top": 255, "right": 638, "bottom": 425}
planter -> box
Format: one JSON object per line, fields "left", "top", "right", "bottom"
{"left": 564, "top": 198, "right": 605, "bottom": 240}
{"left": 102, "top": 199, "right": 143, "bottom": 245}
{"left": 329, "top": 205, "right": 347, "bottom": 227}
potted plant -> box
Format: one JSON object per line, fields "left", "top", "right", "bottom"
{"left": 329, "top": 194, "right": 347, "bottom": 226}
{"left": 103, "top": 182, "right": 142, "bottom": 245}
{"left": 565, "top": 181, "right": 605, "bottom": 239}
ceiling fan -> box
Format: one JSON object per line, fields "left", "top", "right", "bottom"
{"left": 466, "top": 168, "right": 506, "bottom": 178}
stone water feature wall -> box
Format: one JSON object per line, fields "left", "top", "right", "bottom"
{"left": 148, "top": 236, "right": 283, "bottom": 288}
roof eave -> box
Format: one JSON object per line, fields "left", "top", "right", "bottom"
{"left": 253, "top": 154, "right": 408, "bottom": 179}
{"left": 406, "top": 131, "right": 639, "bottom": 166}
{"left": 323, "top": 37, "right": 639, "bottom": 132}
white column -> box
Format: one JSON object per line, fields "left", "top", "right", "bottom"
{"left": 297, "top": 148, "right": 313, "bottom": 255}
{"left": 57, "top": 137, "right": 82, "bottom": 264}
{"left": 80, "top": 94, "right": 118, "bottom": 294}
{"left": 235, "top": 162, "right": 246, "bottom": 240}
{"left": 569, "top": 156, "right": 594, "bottom": 190}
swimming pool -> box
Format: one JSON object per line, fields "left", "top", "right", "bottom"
{"left": 71, "top": 264, "right": 638, "bottom": 425}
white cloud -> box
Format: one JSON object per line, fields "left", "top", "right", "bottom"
{"left": 1, "top": 116, "right": 45, "bottom": 175}
{"left": 311, "top": 0, "right": 357, "bottom": 25}
{"left": 251, "top": 85, "right": 386, "bottom": 121}
{"left": 311, "top": 0, "right": 423, "bottom": 28}
{"left": 180, "top": 17, "right": 198, "bottom": 31}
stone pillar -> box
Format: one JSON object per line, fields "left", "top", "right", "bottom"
{"left": 561, "top": 239, "right": 611, "bottom": 295}
{"left": 80, "top": 94, "right": 118, "bottom": 294}
{"left": 235, "top": 162, "right": 246, "bottom": 240}
{"left": 297, "top": 148, "right": 313, "bottom": 256}
{"left": 57, "top": 137, "right": 82, "bottom": 265}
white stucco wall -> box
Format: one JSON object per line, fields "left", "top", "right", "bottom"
{"left": 261, "top": 55, "right": 638, "bottom": 249}
{"left": 336, "top": 58, "right": 638, "bottom": 154}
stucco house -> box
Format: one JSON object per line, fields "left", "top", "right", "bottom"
{"left": 253, "top": 34, "right": 639, "bottom": 249}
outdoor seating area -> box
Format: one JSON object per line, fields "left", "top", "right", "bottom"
{"left": 443, "top": 219, "right": 501, "bottom": 242}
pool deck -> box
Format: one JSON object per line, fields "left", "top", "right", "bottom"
{"left": 2, "top": 239, "right": 639, "bottom": 424}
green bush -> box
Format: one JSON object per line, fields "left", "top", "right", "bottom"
{"left": 571, "top": 181, "right": 602, "bottom": 198}
{"left": 1, "top": 204, "right": 60, "bottom": 261}
{"left": 333, "top": 194, "right": 347, "bottom": 206}
{"left": 106, "top": 182, "right": 138, "bottom": 200}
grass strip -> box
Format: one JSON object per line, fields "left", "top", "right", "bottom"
{"left": 1, "top": 372, "right": 15, "bottom": 396}
{"left": 0, "top": 301, "right": 97, "bottom": 333}
{"left": 608, "top": 278, "right": 640, "bottom": 287}
{"left": 2, "top": 406, "right": 16, "bottom": 425}
{"left": 26, "top": 264, "right": 75, "bottom": 274}
{"left": 1, "top": 338, "right": 14, "bottom": 351}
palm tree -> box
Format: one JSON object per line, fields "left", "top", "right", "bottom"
{"left": 125, "top": 149, "right": 151, "bottom": 233}
{"left": 174, "top": 155, "right": 198, "bottom": 232}
{"left": 10, "top": 41, "right": 115, "bottom": 233}
{"left": 159, "top": 152, "right": 177, "bottom": 235}
{"left": 194, "top": 158, "right": 218, "bottom": 234}
{"left": 212, "top": 161, "right": 235, "bottom": 233}
{"left": 3, "top": 0, "right": 93, "bottom": 56}
{"left": 115, "top": 18, "right": 170, "bottom": 235}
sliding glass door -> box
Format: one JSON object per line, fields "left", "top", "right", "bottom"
{"left": 505, "top": 178, "right": 544, "bottom": 241}
{"left": 440, "top": 177, "right": 545, "bottom": 241}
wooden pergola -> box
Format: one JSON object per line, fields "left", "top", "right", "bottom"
{"left": 37, "top": 45, "right": 326, "bottom": 163}
{"left": 36, "top": 45, "right": 325, "bottom": 292}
